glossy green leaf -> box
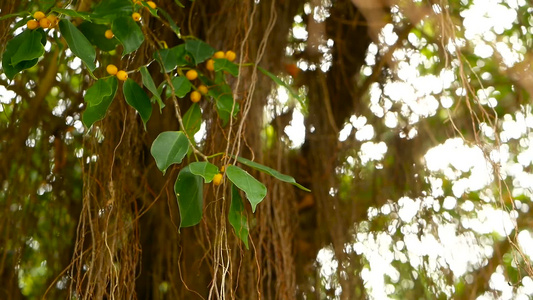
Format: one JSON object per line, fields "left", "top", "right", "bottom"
{"left": 226, "top": 165, "right": 267, "bottom": 213}
{"left": 236, "top": 156, "right": 310, "bottom": 192}
{"left": 58, "top": 19, "right": 97, "bottom": 71}
{"left": 77, "top": 21, "right": 118, "bottom": 52}
{"left": 154, "top": 48, "right": 177, "bottom": 73}
{"left": 0, "top": 11, "right": 28, "bottom": 21}
{"left": 174, "top": 44, "right": 191, "bottom": 67}
{"left": 91, "top": 0, "right": 132, "bottom": 20}
{"left": 123, "top": 79, "right": 152, "bottom": 128}
{"left": 229, "top": 184, "right": 249, "bottom": 249}
{"left": 159, "top": 9, "right": 181, "bottom": 37}
{"left": 214, "top": 58, "right": 239, "bottom": 76}
{"left": 85, "top": 78, "right": 114, "bottom": 107}
{"left": 171, "top": 76, "right": 192, "bottom": 98}
{"left": 140, "top": 66, "right": 164, "bottom": 111}
{"left": 2, "top": 30, "right": 43, "bottom": 79}
{"left": 185, "top": 39, "right": 214, "bottom": 65}
{"left": 189, "top": 162, "right": 219, "bottom": 183}
{"left": 11, "top": 30, "right": 45, "bottom": 66}
{"left": 258, "top": 66, "right": 302, "bottom": 105}
{"left": 216, "top": 94, "right": 239, "bottom": 126}
{"left": 174, "top": 166, "right": 203, "bottom": 228}
{"left": 182, "top": 103, "right": 202, "bottom": 139}
{"left": 150, "top": 131, "right": 189, "bottom": 174}
{"left": 51, "top": 8, "right": 91, "bottom": 20}
{"left": 82, "top": 77, "right": 118, "bottom": 128}
{"left": 112, "top": 16, "right": 144, "bottom": 56}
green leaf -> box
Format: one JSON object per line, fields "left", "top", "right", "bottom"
{"left": 159, "top": 9, "right": 181, "bottom": 37}
{"left": 182, "top": 103, "right": 202, "bottom": 139}
{"left": 229, "top": 184, "right": 249, "bottom": 249}
{"left": 189, "top": 162, "right": 219, "bottom": 183}
{"left": 140, "top": 66, "right": 164, "bottom": 111}
{"left": 226, "top": 165, "right": 266, "bottom": 213}
{"left": 236, "top": 156, "right": 310, "bottom": 192}
{"left": 10, "top": 30, "right": 45, "bottom": 66}
{"left": 112, "top": 16, "right": 145, "bottom": 56}
{"left": 123, "top": 79, "right": 152, "bottom": 128}
{"left": 154, "top": 47, "right": 178, "bottom": 73}
{"left": 82, "top": 77, "right": 118, "bottom": 128}
{"left": 2, "top": 30, "right": 43, "bottom": 79}
{"left": 216, "top": 94, "right": 239, "bottom": 126}
{"left": 257, "top": 66, "right": 303, "bottom": 106}
{"left": 214, "top": 58, "right": 239, "bottom": 76}
{"left": 185, "top": 39, "right": 214, "bottom": 65}
{"left": 51, "top": 8, "right": 91, "bottom": 20}
{"left": 0, "top": 11, "right": 28, "bottom": 21}
{"left": 174, "top": 44, "right": 191, "bottom": 67}
{"left": 58, "top": 19, "right": 97, "bottom": 71}
{"left": 77, "top": 21, "right": 118, "bottom": 52}
{"left": 174, "top": 166, "right": 203, "bottom": 228}
{"left": 171, "top": 76, "right": 192, "bottom": 98}
{"left": 85, "top": 78, "right": 114, "bottom": 107}
{"left": 150, "top": 131, "right": 189, "bottom": 174}
{"left": 91, "top": 0, "right": 132, "bottom": 20}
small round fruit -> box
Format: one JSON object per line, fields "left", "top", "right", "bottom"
{"left": 225, "top": 50, "right": 236, "bottom": 62}
{"left": 197, "top": 85, "right": 208, "bottom": 95}
{"left": 190, "top": 91, "right": 201, "bottom": 103}
{"left": 47, "top": 15, "right": 59, "bottom": 27}
{"left": 186, "top": 69, "right": 198, "bottom": 81}
{"left": 116, "top": 70, "right": 128, "bottom": 81}
{"left": 39, "top": 17, "right": 51, "bottom": 29}
{"left": 106, "top": 64, "right": 118, "bottom": 75}
{"left": 105, "top": 29, "right": 114, "bottom": 39}
{"left": 132, "top": 12, "right": 141, "bottom": 22}
{"left": 33, "top": 11, "right": 46, "bottom": 20}
{"left": 213, "top": 51, "right": 225, "bottom": 59}
{"left": 27, "top": 19, "right": 39, "bottom": 30}
{"left": 206, "top": 59, "right": 215, "bottom": 71}
{"left": 147, "top": 1, "right": 157, "bottom": 9}
{"left": 212, "top": 173, "right": 223, "bottom": 186}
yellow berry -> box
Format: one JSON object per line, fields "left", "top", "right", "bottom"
{"left": 47, "top": 15, "right": 59, "bottom": 27}
{"left": 220, "top": 165, "right": 225, "bottom": 172}
{"left": 33, "top": 11, "right": 45, "bottom": 20}
{"left": 206, "top": 59, "right": 215, "bottom": 71}
{"left": 116, "top": 70, "right": 128, "bottom": 81}
{"left": 197, "top": 85, "right": 208, "bottom": 95}
{"left": 106, "top": 64, "right": 118, "bottom": 75}
{"left": 27, "top": 19, "right": 39, "bottom": 30}
{"left": 212, "top": 173, "right": 223, "bottom": 186}
{"left": 213, "top": 51, "right": 225, "bottom": 59}
{"left": 105, "top": 29, "right": 114, "bottom": 39}
{"left": 225, "top": 50, "right": 236, "bottom": 62}
{"left": 190, "top": 91, "right": 201, "bottom": 103}
{"left": 132, "top": 12, "right": 141, "bottom": 22}
{"left": 147, "top": 1, "right": 157, "bottom": 9}
{"left": 39, "top": 17, "right": 51, "bottom": 29}
{"left": 186, "top": 69, "right": 198, "bottom": 81}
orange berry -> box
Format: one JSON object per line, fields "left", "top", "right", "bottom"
{"left": 105, "top": 29, "right": 114, "bottom": 39}
{"left": 132, "top": 12, "right": 141, "bottom": 22}
{"left": 206, "top": 59, "right": 215, "bottom": 71}
{"left": 225, "top": 50, "right": 236, "bottom": 62}
{"left": 39, "top": 17, "right": 51, "bottom": 29}
{"left": 190, "top": 91, "right": 201, "bottom": 103}
{"left": 106, "top": 64, "right": 118, "bottom": 75}
{"left": 147, "top": 1, "right": 157, "bottom": 9}
{"left": 185, "top": 69, "right": 198, "bottom": 81}
{"left": 33, "top": 11, "right": 45, "bottom": 20}
{"left": 212, "top": 173, "right": 223, "bottom": 185}
{"left": 116, "top": 70, "right": 128, "bottom": 81}
{"left": 213, "top": 51, "right": 225, "bottom": 59}
{"left": 27, "top": 19, "right": 39, "bottom": 30}
{"left": 47, "top": 15, "right": 59, "bottom": 27}
{"left": 197, "top": 85, "right": 208, "bottom": 95}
